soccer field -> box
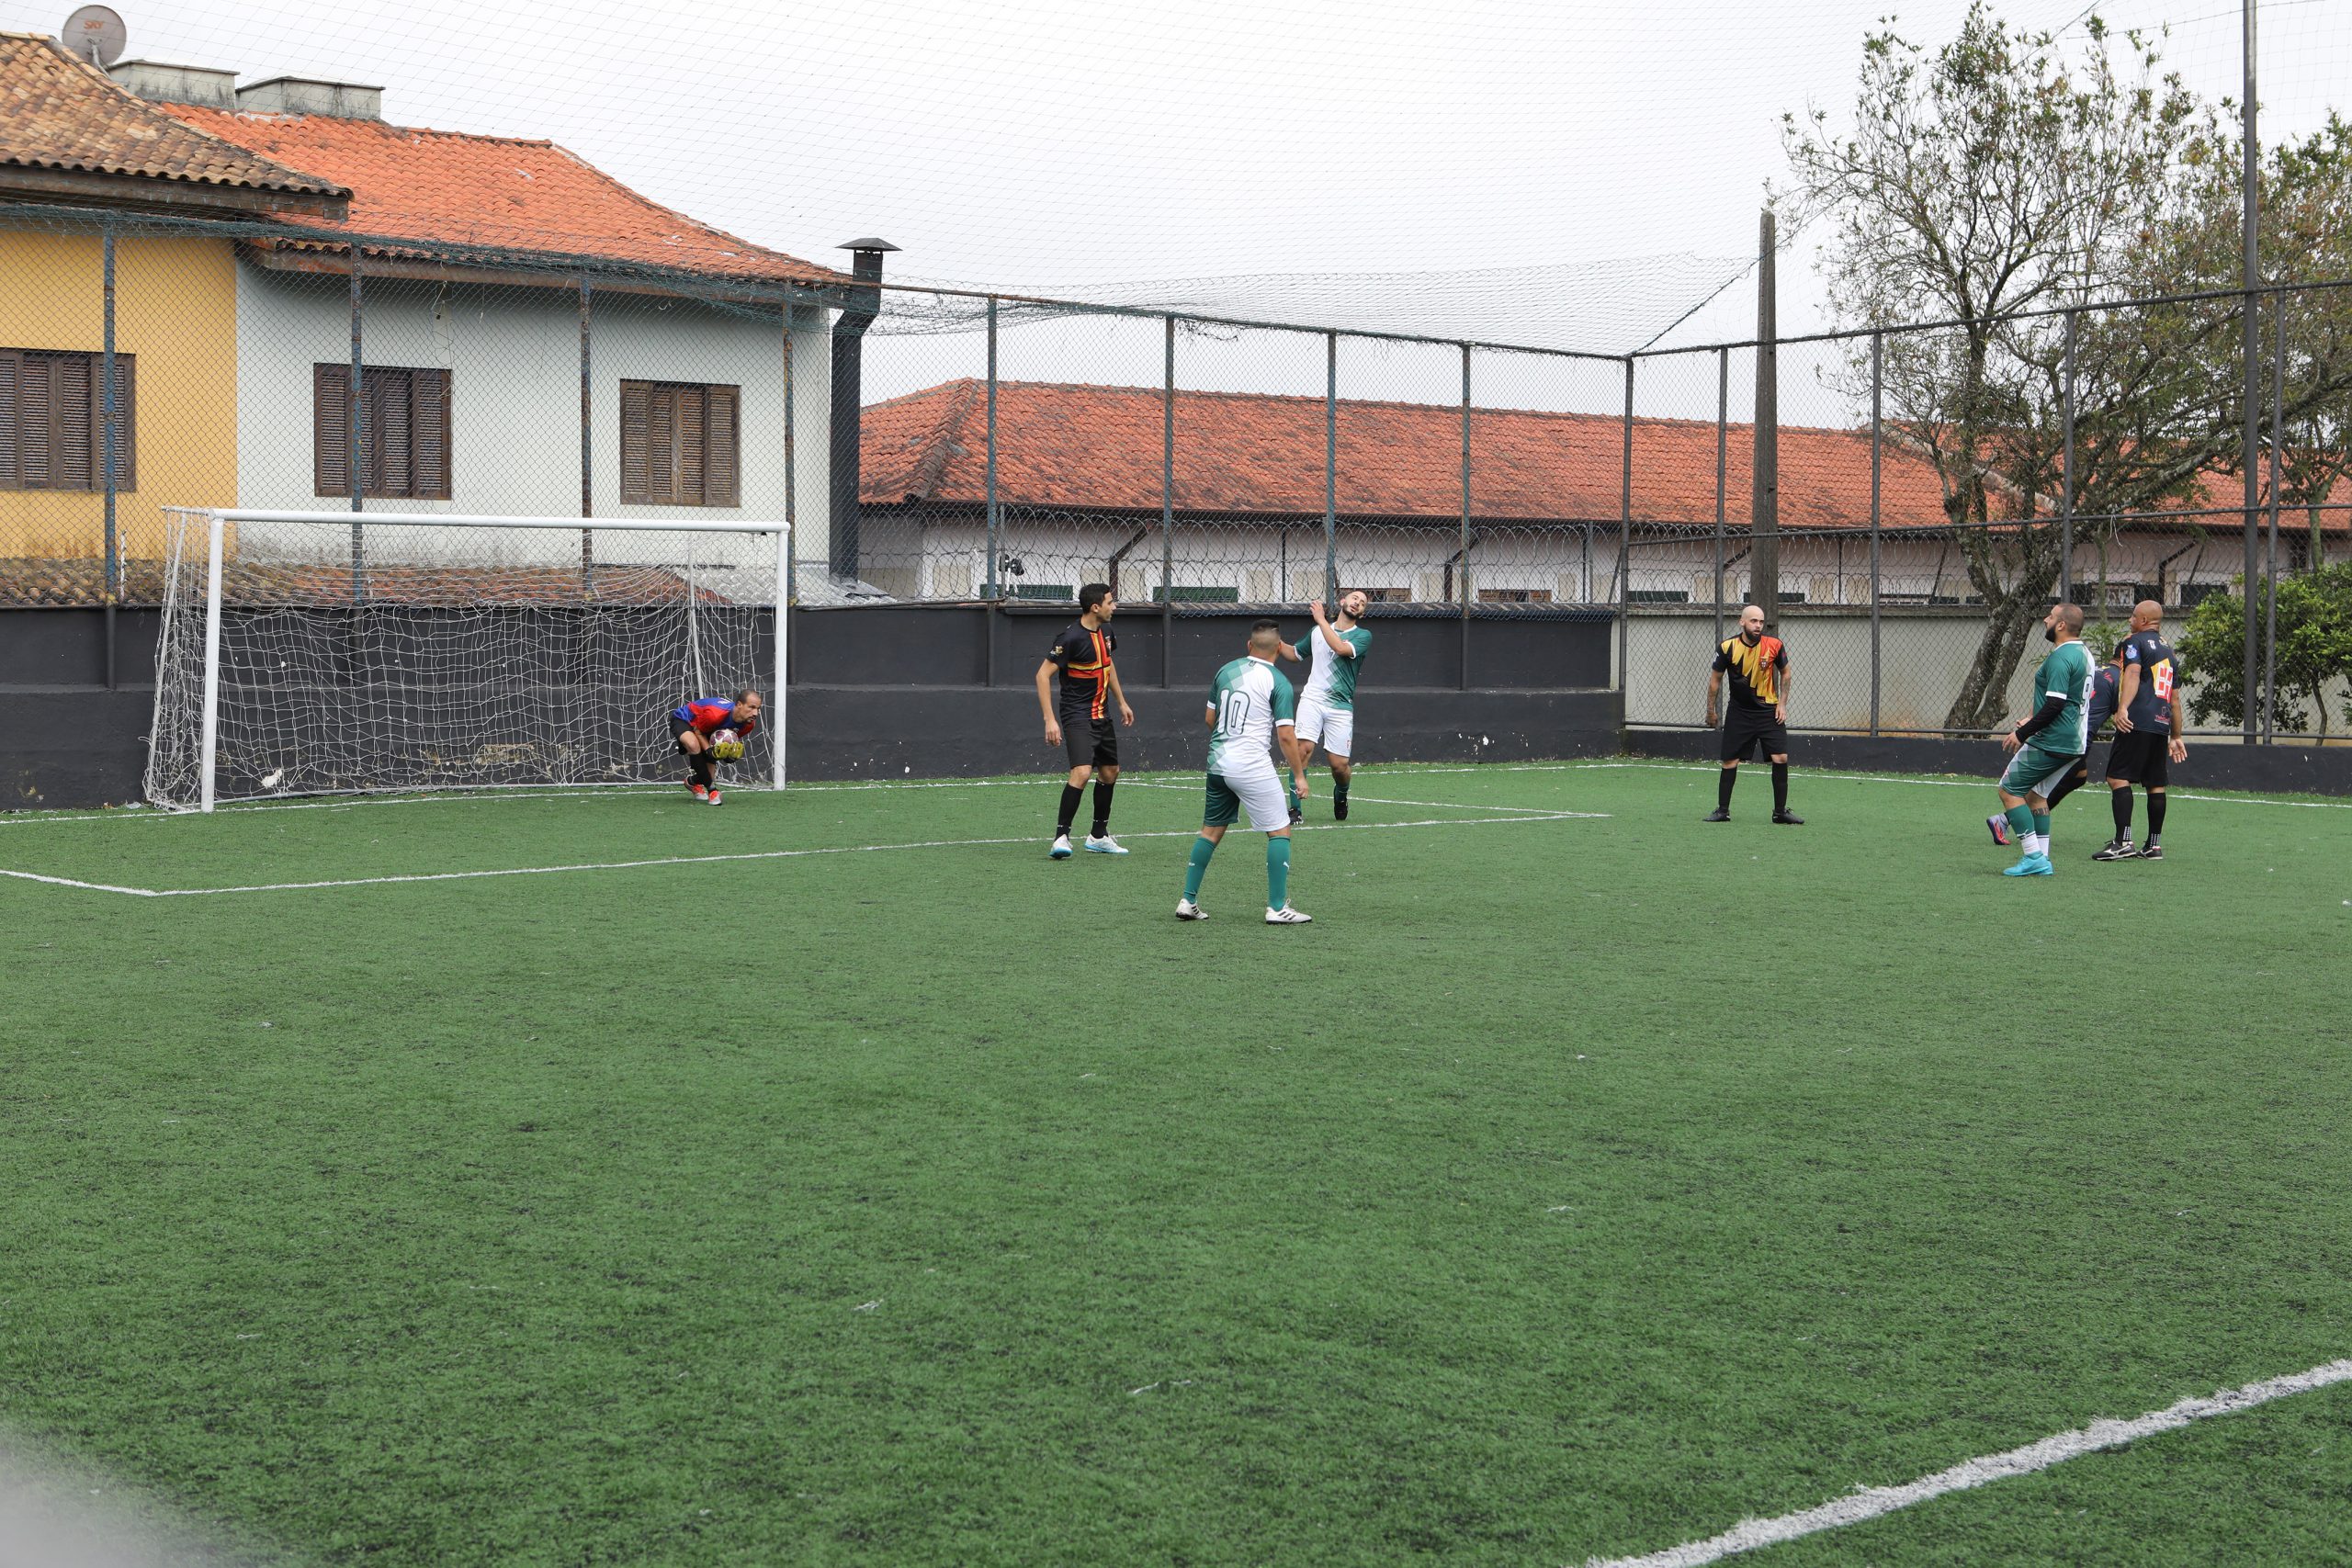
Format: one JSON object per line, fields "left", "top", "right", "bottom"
{"left": 5, "top": 761, "right": 2351, "bottom": 1567}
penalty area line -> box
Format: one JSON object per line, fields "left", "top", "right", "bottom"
{"left": 0, "top": 809, "right": 1604, "bottom": 898}
{"left": 1585, "top": 1355, "right": 2352, "bottom": 1568}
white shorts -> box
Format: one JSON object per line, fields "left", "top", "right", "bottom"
{"left": 1205, "top": 767, "right": 1291, "bottom": 832}
{"left": 1294, "top": 697, "right": 1355, "bottom": 757}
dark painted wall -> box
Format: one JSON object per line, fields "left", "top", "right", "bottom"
{"left": 1624, "top": 727, "right": 2352, "bottom": 797}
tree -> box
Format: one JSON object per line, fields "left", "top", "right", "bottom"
{"left": 2177, "top": 561, "right": 2352, "bottom": 736}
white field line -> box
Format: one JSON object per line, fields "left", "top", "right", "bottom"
{"left": 1585, "top": 1356, "right": 2352, "bottom": 1568}
{"left": 1524, "top": 760, "right": 2352, "bottom": 809}
{"left": 0, "top": 809, "right": 1603, "bottom": 898}
{"left": 1121, "top": 779, "right": 1563, "bottom": 816}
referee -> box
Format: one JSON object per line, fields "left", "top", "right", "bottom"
{"left": 1703, "top": 604, "right": 1803, "bottom": 824}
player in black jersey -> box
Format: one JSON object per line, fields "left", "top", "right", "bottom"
{"left": 1703, "top": 605, "right": 1802, "bottom": 824}
{"left": 2101, "top": 600, "right": 2188, "bottom": 860}
{"left": 1035, "top": 582, "right": 1136, "bottom": 859}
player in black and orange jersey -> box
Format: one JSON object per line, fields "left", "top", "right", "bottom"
{"left": 1035, "top": 581, "right": 1136, "bottom": 859}
{"left": 1702, "top": 604, "right": 1803, "bottom": 824}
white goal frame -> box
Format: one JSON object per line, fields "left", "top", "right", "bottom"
{"left": 166, "top": 508, "right": 790, "bottom": 813}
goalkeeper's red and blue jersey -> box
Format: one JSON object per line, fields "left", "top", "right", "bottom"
{"left": 672, "top": 698, "right": 758, "bottom": 735}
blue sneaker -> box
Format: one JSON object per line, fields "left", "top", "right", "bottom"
{"left": 1049, "top": 833, "right": 1074, "bottom": 860}
{"left": 1986, "top": 814, "right": 2012, "bottom": 847}
{"left": 2001, "top": 853, "right": 2054, "bottom": 876}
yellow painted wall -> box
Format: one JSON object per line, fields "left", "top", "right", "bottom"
{"left": 0, "top": 226, "right": 238, "bottom": 587}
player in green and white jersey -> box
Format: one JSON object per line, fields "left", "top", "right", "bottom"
{"left": 1178, "top": 620, "right": 1314, "bottom": 925}
{"left": 1279, "top": 591, "right": 1372, "bottom": 821}
{"left": 1992, "top": 602, "right": 2096, "bottom": 877}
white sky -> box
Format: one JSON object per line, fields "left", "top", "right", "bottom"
{"left": 9, "top": 0, "right": 2347, "bottom": 411}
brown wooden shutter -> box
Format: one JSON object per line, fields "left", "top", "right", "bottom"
{"left": 0, "top": 350, "right": 19, "bottom": 490}
{"left": 705, "top": 384, "right": 740, "bottom": 506}
{"left": 106, "top": 354, "right": 135, "bottom": 492}
{"left": 676, "top": 384, "right": 706, "bottom": 505}
{"left": 53, "top": 355, "right": 92, "bottom": 489}
{"left": 647, "top": 384, "right": 676, "bottom": 503}
{"left": 315, "top": 363, "right": 350, "bottom": 497}
{"left": 620, "top": 380, "right": 650, "bottom": 504}
{"left": 413, "top": 367, "right": 450, "bottom": 500}
{"left": 369, "top": 367, "right": 413, "bottom": 498}
{"left": 18, "top": 355, "right": 53, "bottom": 489}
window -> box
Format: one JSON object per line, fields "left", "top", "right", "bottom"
{"left": 1352, "top": 587, "right": 1411, "bottom": 603}
{"left": 1154, "top": 585, "right": 1240, "bottom": 603}
{"left": 0, "top": 348, "right": 135, "bottom": 491}
{"left": 314, "top": 365, "right": 451, "bottom": 500}
{"left": 621, "top": 380, "right": 741, "bottom": 507}
{"left": 1626, "top": 589, "right": 1690, "bottom": 604}
{"left": 1479, "top": 587, "right": 1553, "bottom": 604}
{"left": 1012, "top": 583, "right": 1075, "bottom": 602}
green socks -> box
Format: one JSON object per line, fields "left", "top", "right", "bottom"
{"left": 2005, "top": 802, "right": 2034, "bottom": 840}
{"left": 2031, "top": 809, "right": 2051, "bottom": 839}
{"left": 1266, "top": 836, "right": 1291, "bottom": 908}
{"left": 1287, "top": 785, "right": 1301, "bottom": 814}
{"left": 1184, "top": 836, "right": 1216, "bottom": 900}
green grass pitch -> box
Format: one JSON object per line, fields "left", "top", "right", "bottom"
{"left": 4, "top": 761, "right": 2351, "bottom": 1566}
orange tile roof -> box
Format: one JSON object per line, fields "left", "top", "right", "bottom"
{"left": 158, "top": 102, "right": 842, "bottom": 285}
{"left": 0, "top": 32, "right": 345, "bottom": 208}
{"left": 861, "top": 379, "right": 1962, "bottom": 529}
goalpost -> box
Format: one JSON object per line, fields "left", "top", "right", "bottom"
{"left": 148, "top": 509, "right": 790, "bottom": 813}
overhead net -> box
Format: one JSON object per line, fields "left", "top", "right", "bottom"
{"left": 146, "top": 511, "right": 784, "bottom": 809}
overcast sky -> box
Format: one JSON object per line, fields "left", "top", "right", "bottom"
{"left": 11, "top": 0, "right": 2347, "bottom": 406}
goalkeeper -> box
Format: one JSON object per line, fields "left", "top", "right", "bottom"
{"left": 670, "top": 689, "right": 762, "bottom": 805}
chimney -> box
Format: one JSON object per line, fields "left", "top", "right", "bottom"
{"left": 107, "top": 61, "right": 237, "bottom": 109}
{"left": 829, "top": 238, "right": 898, "bottom": 581}
{"left": 234, "top": 76, "right": 383, "bottom": 119}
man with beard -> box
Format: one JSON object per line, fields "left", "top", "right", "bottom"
{"left": 1703, "top": 604, "right": 1802, "bottom": 824}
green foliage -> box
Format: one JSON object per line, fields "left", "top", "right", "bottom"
{"left": 2178, "top": 562, "right": 2352, "bottom": 734}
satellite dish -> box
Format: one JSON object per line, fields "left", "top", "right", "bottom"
{"left": 62, "top": 5, "right": 127, "bottom": 67}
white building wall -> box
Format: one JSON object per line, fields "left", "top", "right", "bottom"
{"left": 234, "top": 265, "right": 831, "bottom": 573}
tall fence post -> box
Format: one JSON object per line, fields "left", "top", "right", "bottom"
{"left": 2266, "top": 293, "right": 2285, "bottom": 743}
{"left": 2239, "top": 0, "right": 2262, "bottom": 741}
{"left": 1459, "top": 341, "right": 1472, "bottom": 691}
{"left": 783, "top": 297, "right": 797, "bottom": 615}
{"left": 986, "top": 297, "right": 1001, "bottom": 603}
{"left": 1870, "top": 331, "right": 1883, "bottom": 738}
{"left": 348, "top": 250, "right": 365, "bottom": 604}
{"left": 579, "top": 276, "right": 594, "bottom": 597}
{"left": 101, "top": 227, "right": 119, "bottom": 690}
{"left": 1752, "top": 209, "right": 1780, "bottom": 630}
{"left": 1322, "top": 330, "right": 1339, "bottom": 608}
{"left": 2060, "top": 309, "right": 2076, "bottom": 605}
{"left": 1618, "top": 356, "right": 1634, "bottom": 694}
{"left": 1713, "top": 345, "right": 1727, "bottom": 646}
{"left": 1162, "top": 313, "right": 1176, "bottom": 687}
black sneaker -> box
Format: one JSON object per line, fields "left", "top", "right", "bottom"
{"left": 1333, "top": 793, "right": 1349, "bottom": 821}
{"left": 2092, "top": 839, "right": 2136, "bottom": 862}
{"left": 1702, "top": 807, "right": 1731, "bottom": 822}
{"left": 1772, "top": 809, "right": 1804, "bottom": 825}
{"left": 2134, "top": 842, "right": 2164, "bottom": 861}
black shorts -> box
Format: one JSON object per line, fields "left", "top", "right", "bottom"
{"left": 671, "top": 719, "right": 701, "bottom": 753}
{"left": 2106, "top": 730, "right": 2170, "bottom": 787}
{"left": 1063, "top": 714, "right": 1118, "bottom": 769}
{"left": 1721, "top": 708, "right": 1789, "bottom": 762}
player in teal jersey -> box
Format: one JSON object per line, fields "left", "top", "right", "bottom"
{"left": 1992, "top": 602, "right": 2096, "bottom": 876}
{"left": 1178, "top": 621, "right": 1314, "bottom": 925}
{"left": 1278, "top": 592, "right": 1372, "bottom": 821}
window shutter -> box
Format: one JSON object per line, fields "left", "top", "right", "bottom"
{"left": 620, "top": 380, "right": 650, "bottom": 504}
{"left": 676, "top": 385, "right": 706, "bottom": 505}
{"left": 647, "top": 384, "right": 676, "bottom": 504}
{"left": 705, "top": 385, "right": 739, "bottom": 506}
{"left": 369, "top": 367, "right": 413, "bottom": 498}
{"left": 52, "top": 355, "right": 92, "bottom": 489}
{"left": 0, "top": 350, "right": 18, "bottom": 489}
{"left": 18, "top": 355, "right": 52, "bottom": 489}
{"left": 107, "top": 354, "right": 135, "bottom": 492}
{"left": 315, "top": 363, "right": 350, "bottom": 497}
{"left": 413, "top": 367, "right": 450, "bottom": 500}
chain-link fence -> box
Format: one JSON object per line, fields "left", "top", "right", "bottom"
{"left": 6, "top": 201, "right": 2348, "bottom": 739}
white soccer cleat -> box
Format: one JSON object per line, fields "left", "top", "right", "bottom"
{"left": 1175, "top": 898, "right": 1208, "bottom": 920}
{"left": 1264, "top": 906, "right": 1313, "bottom": 924}
{"left": 1083, "top": 834, "right": 1129, "bottom": 856}
{"left": 1049, "top": 834, "right": 1074, "bottom": 860}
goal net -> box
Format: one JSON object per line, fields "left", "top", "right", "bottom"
{"left": 147, "top": 509, "right": 788, "bottom": 812}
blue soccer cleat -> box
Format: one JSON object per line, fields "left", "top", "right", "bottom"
{"left": 1986, "top": 814, "right": 2012, "bottom": 847}
{"left": 2001, "top": 853, "right": 2054, "bottom": 876}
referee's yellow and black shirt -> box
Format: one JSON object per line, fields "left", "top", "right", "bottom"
{"left": 1713, "top": 633, "right": 1787, "bottom": 711}
{"left": 1047, "top": 622, "right": 1117, "bottom": 720}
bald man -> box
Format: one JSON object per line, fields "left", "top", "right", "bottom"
{"left": 2100, "top": 600, "right": 2188, "bottom": 861}
{"left": 1703, "top": 605, "right": 1802, "bottom": 824}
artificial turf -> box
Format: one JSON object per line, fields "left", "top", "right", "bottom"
{"left": 3, "top": 761, "right": 2349, "bottom": 1566}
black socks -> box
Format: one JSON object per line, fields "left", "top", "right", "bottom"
{"left": 689, "top": 751, "right": 715, "bottom": 787}
{"left": 1091, "top": 779, "right": 1115, "bottom": 839}
{"left": 1718, "top": 768, "right": 1737, "bottom": 812}
{"left": 2111, "top": 786, "right": 2133, "bottom": 839}
{"left": 2147, "top": 790, "right": 2166, "bottom": 841}
{"left": 1057, "top": 783, "right": 1085, "bottom": 837}
{"left": 1770, "top": 761, "right": 1789, "bottom": 814}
